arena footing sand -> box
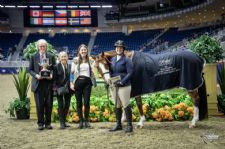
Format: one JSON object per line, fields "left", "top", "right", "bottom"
{"left": 1, "top": 75, "right": 225, "bottom": 149}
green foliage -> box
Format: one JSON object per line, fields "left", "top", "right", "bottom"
{"left": 190, "top": 34, "right": 224, "bottom": 63}
{"left": 12, "top": 68, "right": 30, "bottom": 101}
{"left": 52, "top": 87, "right": 193, "bottom": 122}
{"left": 23, "top": 41, "right": 57, "bottom": 60}
{"left": 5, "top": 68, "right": 30, "bottom": 117}
{"left": 5, "top": 98, "right": 30, "bottom": 117}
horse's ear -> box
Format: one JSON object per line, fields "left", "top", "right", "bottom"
{"left": 91, "top": 55, "right": 96, "bottom": 60}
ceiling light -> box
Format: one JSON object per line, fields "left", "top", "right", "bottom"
{"left": 30, "top": 6, "right": 40, "bottom": 8}
{"left": 102, "top": 5, "right": 112, "bottom": 8}
{"left": 5, "top": 5, "right": 16, "bottom": 8}
{"left": 56, "top": 6, "right": 67, "bottom": 8}
{"left": 90, "top": 6, "right": 101, "bottom": 8}
{"left": 17, "top": 6, "right": 27, "bottom": 8}
{"left": 43, "top": 6, "right": 53, "bottom": 8}
{"left": 79, "top": 6, "right": 89, "bottom": 8}
{"left": 67, "top": 6, "right": 78, "bottom": 8}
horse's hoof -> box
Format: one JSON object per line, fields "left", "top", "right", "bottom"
{"left": 135, "top": 124, "right": 144, "bottom": 129}
{"left": 189, "top": 123, "right": 196, "bottom": 128}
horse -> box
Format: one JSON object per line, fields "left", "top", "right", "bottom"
{"left": 92, "top": 50, "right": 207, "bottom": 128}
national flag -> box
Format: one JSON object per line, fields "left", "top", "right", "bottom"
{"left": 30, "top": 10, "right": 42, "bottom": 17}
{"left": 80, "top": 10, "right": 91, "bottom": 17}
{"left": 80, "top": 18, "right": 91, "bottom": 25}
{"left": 55, "top": 18, "right": 67, "bottom": 25}
{"left": 43, "top": 18, "right": 54, "bottom": 25}
{"left": 69, "top": 10, "right": 80, "bottom": 17}
{"left": 30, "top": 18, "right": 42, "bottom": 25}
{"left": 55, "top": 10, "right": 67, "bottom": 17}
{"left": 68, "top": 18, "right": 80, "bottom": 25}
{"left": 42, "top": 11, "right": 54, "bottom": 17}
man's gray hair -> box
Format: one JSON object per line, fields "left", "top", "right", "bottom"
{"left": 36, "top": 39, "right": 48, "bottom": 49}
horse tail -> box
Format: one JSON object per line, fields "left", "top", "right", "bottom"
{"left": 198, "top": 77, "right": 208, "bottom": 120}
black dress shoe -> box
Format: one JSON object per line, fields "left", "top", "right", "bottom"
{"left": 78, "top": 121, "right": 83, "bottom": 129}
{"left": 45, "top": 125, "right": 53, "bottom": 129}
{"left": 60, "top": 124, "right": 65, "bottom": 129}
{"left": 109, "top": 124, "right": 123, "bottom": 132}
{"left": 38, "top": 125, "right": 44, "bottom": 130}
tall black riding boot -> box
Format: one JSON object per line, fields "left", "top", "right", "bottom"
{"left": 124, "top": 105, "right": 133, "bottom": 133}
{"left": 84, "top": 107, "right": 91, "bottom": 128}
{"left": 77, "top": 107, "right": 83, "bottom": 129}
{"left": 58, "top": 108, "right": 65, "bottom": 129}
{"left": 109, "top": 108, "right": 123, "bottom": 132}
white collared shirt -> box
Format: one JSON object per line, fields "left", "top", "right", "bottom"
{"left": 117, "top": 55, "right": 122, "bottom": 61}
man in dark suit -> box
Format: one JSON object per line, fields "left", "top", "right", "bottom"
{"left": 29, "top": 39, "right": 56, "bottom": 130}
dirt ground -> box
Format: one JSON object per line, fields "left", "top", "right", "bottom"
{"left": 0, "top": 75, "right": 225, "bottom": 149}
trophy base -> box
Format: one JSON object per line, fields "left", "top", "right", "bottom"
{"left": 40, "top": 71, "right": 51, "bottom": 79}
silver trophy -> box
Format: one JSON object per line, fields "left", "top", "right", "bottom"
{"left": 39, "top": 58, "right": 51, "bottom": 79}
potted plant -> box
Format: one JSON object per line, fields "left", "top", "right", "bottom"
{"left": 23, "top": 41, "right": 57, "bottom": 60}
{"left": 190, "top": 34, "right": 224, "bottom": 115}
{"left": 190, "top": 34, "right": 224, "bottom": 63}
{"left": 5, "top": 67, "right": 30, "bottom": 119}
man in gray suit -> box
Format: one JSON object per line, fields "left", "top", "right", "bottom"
{"left": 29, "top": 39, "right": 56, "bottom": 130}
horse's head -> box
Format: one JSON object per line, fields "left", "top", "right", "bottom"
{"left": 92, "top": 51, "right": 116, "bottom": 83}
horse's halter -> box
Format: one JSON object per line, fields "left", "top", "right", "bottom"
{"left": 96, "top": 56, "right": 111, "bottom": 82}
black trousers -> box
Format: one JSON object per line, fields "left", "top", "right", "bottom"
{"left": 34, "top": 80, "right": 53, "bottom": 126}
{"left": 57, "top": 93, "right": 71, "bottom": 124}
{"left": 75, "top": 76, "right": 92, "bottom": 121}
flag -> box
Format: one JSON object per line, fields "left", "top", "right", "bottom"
{"left": 80, "top": 10, "right": 91, "bottom": 17}
{"left": 42, "top": 11, "right": 54, "bottom": 17}
{"left": 80, "top": 18, "right": 91, "bottom": 25}
{"left": 30, "top": 18, "right": 42, "bottom": 25}
{"left": 55, "top": 18, "right": 67, "bottom": 25}
{"left": 43, "top": 18, "right": 54, "bottom": 25}
{"left": 68, "top": 18, "right": 80, "bottom": 25}
{"left": 30, "top": 10, "right": 42, "bottom": 17}
{"left": 69, "top": 10, "right": 80, "bottom": 17}
{"left": 55, "top": 10, "right": 67, "bottom": 17}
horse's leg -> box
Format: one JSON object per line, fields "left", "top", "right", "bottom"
{"left": 135, "top": 96, "right": 146, "bottom": 128}
{"left": 188, "top": 90, "right": 200, "bottom": 128}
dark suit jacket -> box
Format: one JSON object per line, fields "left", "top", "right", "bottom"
{"left": 29, "top": 52, "right": 56, "bottom": 92}
{"left": 54, "top": 63, "right": 71, "bottom": 88}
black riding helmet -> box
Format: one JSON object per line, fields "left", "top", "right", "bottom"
{"left": 114, "top": 40, "right": 126, "bottom": 50}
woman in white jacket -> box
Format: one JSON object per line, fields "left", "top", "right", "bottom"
{"left": 70, "top": 44, "right": 96, "bottom": 129}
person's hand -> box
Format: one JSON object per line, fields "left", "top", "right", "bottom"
{"left": 104, "top": 82, "right": 109, "bottom": 89}
{"left": 70, "top": 83, "right": 75, "bottom": 91}
{"left": 114, "top": 81, "right": 123, "bottom": 87}
{"left": 35, "top": 74, "right": 42, "bottom": 80}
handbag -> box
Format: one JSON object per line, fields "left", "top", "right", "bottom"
{"left": 57, "top": 85, "right": 69, "bottom": 95}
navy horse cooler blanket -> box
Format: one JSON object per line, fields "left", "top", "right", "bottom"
{"left": 130, "top": 50, "right": 204, "bottom": 98}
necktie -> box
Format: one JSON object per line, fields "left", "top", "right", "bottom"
{"left": 41, "top": 54, "right": 44, "bottom": 63}
{"left": 63, "top": 64, "right": 67, "bottom": 80}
